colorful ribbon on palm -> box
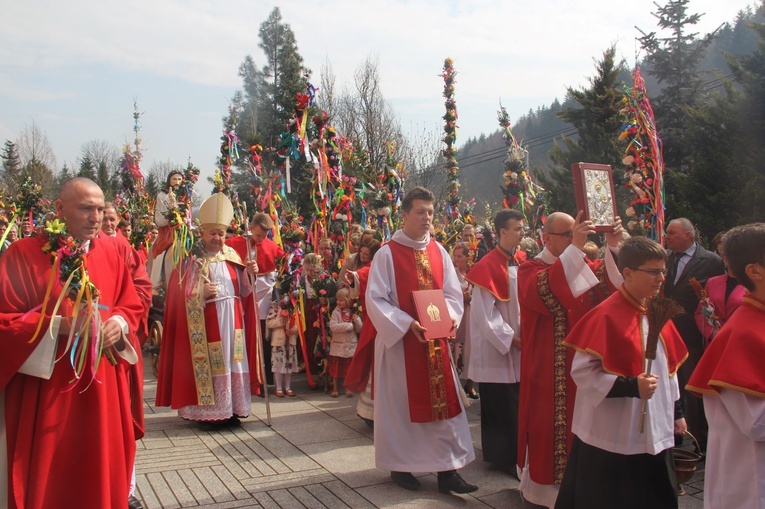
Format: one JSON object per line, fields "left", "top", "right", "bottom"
{"left": 619, "top": 67, "right": 666, "bottom": 244}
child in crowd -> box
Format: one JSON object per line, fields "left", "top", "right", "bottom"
{"left": 265, "top": 296, "right": 299, "bottom": 397}
{"left": 328, "top": 288, "right": 362, "bottom": 397}
{"left": 687, "top": 223, "right": 765, "bottom": 509}
{"left": 300, "top": 253, "right": 322, "bottom": 381}
{"left": 555, "top": 236, "right": 688, "bottom": 509}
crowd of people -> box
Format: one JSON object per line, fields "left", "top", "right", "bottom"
{"left": 0, "top": 177, "right": 763, "bottom": 509}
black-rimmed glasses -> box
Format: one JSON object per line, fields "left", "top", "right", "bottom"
{"left": 631, "top": 268, "right": 668, "bottom": 277}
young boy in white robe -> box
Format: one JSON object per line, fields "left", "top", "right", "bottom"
{"left": 687, "top": 223, "right": 765, "bottom": 509}
{"left": 556, "top": 236, "right": 688, "bottom": 509}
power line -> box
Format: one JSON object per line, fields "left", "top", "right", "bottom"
{"left": 452, "top": 71, "right": 737, "bottom": 172}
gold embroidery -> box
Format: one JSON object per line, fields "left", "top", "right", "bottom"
{"left": 208, "top": 341, "right": 226, "bottom": 376}
{"left": 185, "top": 275, "right": 215, "bottom": 406}
{"left": 537, "top": 269, "right": 568, "bottom": 484}
{"left": 415, "top": 249, "right": 450, "bottom": 422}
{"left": 233, "top": 328, "right": 244, "bottom": 362}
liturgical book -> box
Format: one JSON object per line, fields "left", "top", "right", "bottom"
{"left": 411, "top": 289, "right": 455, "bottom": 340}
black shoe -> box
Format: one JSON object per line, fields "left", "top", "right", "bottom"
{"left": 464, "top": 384, "right": 479, "bottom": 399}
{"left": 438, "top": 471, "right": 478, "bottom": 494}
{"left": 391, "top": 471, "right": 421, "bottom": 491}
{"left": 128, "top": 495, "right": 144, "bottom": 509}
{"left": 226, "top": 416, "right": 241, "bottom": 427}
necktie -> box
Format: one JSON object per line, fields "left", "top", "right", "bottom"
{"left": 672, "top": 252, "right": 685, "bottom": 284}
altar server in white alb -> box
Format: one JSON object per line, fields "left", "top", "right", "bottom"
{"left": 464, "top": 208, "right": 526, "bottom": 473}
{"left": 687, "top": 223, "right": 765, "bottom": 509}
{"left": 366, "top": 186, "right": 478, "bottom": 494}
{"left": 555, "top": 237, "right": 688, "bottom": 509}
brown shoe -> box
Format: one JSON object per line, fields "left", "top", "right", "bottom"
{"left": 285, "top": 389, "right": 296, "bottom": 397}
{"left": 275, "top": 389, "right": 285, "bottom": 398}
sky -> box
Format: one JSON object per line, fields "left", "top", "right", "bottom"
{"left": 0, "top": 0, "right": 757, "bottom": 194}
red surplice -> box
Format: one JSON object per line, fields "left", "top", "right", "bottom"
{"left": 0, "top": 236, "right": 144, "bottom": 509}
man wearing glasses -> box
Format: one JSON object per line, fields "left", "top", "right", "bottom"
{"left": 517, "top": 211, "right": 625, "bottom": 508}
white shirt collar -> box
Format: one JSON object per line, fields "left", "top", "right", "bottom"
{"left": 392, "top": 229, "right": 430, "bottom": 250}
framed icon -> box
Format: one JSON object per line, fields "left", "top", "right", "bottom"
{"left": 571, "top": 162, "right": 617, "bottom": 232}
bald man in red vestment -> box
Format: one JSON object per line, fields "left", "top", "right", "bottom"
{"left": 0, "top": 177, "right": 144, "bottom": 509}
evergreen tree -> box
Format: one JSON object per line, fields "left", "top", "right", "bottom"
{"left": 637, "top": 0, "right": 721, "bottom": 214}
{"left": 55, "top": 163, "right": 74, "bottom": 195}
{"left": 679, "top": 13, "right": 765, "bottom": 238}
{"left": 540, "top": 45, "right": 627, "bottom": 214}
{"left": 20, "top": 158, "right": 56, "bottom": 199}
{"left": 77, "top": 155, "right": 97, "bottom": 181}
{"left": 146, "top": 173, "right": 160, "bottom": 198}
{"left": 256, "top": 7, "right": 310, "bottom": 144}
{"left": 1, "top": 140, "right": 22, "bottom": 193}
{"left": 230, "top": 7, "right": 313, "bottom": 216}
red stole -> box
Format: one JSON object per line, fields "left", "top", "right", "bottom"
{"left": 151, "top": 225, "right": 173, "bottom": 257}
{"left": 466, "top": 247, "right": 526, "bottom": 301}
{"left": 687, "top": 296, "right": 765, "bottom": 398}
{"left": 388, "top": 238, "right": 462, "bottom": 423}
{"left": 564, "top": 288, "right": 689, "bottom": 377}
{"left": 344, "top": 265, "right": 376, "bottom": 393}
{"left": 226, "top": 236, "right": 285, "bottom": 274}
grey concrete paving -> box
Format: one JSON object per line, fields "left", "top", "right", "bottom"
{"left": 136, "top": 364, "right": 705, "bottom": 508}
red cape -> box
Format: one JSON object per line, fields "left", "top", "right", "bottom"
{"left": 226, "top": 235, "right": 285, "bottom": 274}
{"left": 155, "top": 258, "right": 262, "bottom": 409}
{"left": 98, "top": 233, "right": 153, "bottom": 438}
{"left": 563, "top": 288, "right": 688, "bottom": 378}
{"left": 0, "top": 236, "right": 144, "bottom": 508}
{"left": 687, "top": 296, "right": 765, "bottom": 398}
{"left": 466, "top": 247, "right": 526, "bottom": 301}
{"left": 344, "top": 265, "right": 376, "bottom": 393}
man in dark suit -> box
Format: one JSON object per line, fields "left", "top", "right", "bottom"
{"left": 664, "top": 218, "right": 725, "bottom": 445}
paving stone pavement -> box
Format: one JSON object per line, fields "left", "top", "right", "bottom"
{"left": 136, "top": 363, "right": 706, "bottom": 508}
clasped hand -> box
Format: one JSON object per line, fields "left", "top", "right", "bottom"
{"left": 410, "top": 318, "right": 458, "bottom": 344}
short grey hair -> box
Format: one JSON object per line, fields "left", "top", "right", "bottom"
{"left": 670, "top": 218, "right": 697, "bottom": 241}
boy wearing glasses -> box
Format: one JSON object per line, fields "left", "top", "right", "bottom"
{"left": 555, "top": 236, "right": 688, "bottom": 509}
{"left": 687, "top": 223, "right": 765, "bottom": 509}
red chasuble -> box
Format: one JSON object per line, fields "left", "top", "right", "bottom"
{"left": 517, "top": 253, "right": 615, "bottom": 485}
{"left": 387, "top": 239, "right": 462, "bottom": 423}
{"left": 687, "top": 295, "right": 765, "bottom": 398}
{"left": 98, "top": 233, "right": 153, "bottom": 439}
{"left": 563, "top": 288, "right": 688, "bottom": 378}
{"left": 226, "top": 236, "right": 285, "bottom": 274}
{"left": 0, "top": 236, "right": 144, "bottom": 509}
{"left": 466, "top": 247, "right": 526, "bottom": 301}
{"left": 155, "top": 256, "right": 262, "bottom": 409}
{"left": 344, "top": 264, "right": 377, "bottom": 393}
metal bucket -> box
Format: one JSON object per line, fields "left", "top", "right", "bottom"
{"left": 674, "top": 430, "right": 703, "bottom": 485}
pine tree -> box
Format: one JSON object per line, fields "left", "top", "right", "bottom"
{"left": 257, "top": 7, "right": 310, "bottom": 144}
{"left": 54, "top": 164, "right": 74, "bottom": 196}
{"left": 1, "top": 140, "right": 22, "bottom": 194}
{"left": 637, "top": 0, "right": 721, "bottom": 214}
{"left": 78, "top": 155, "right": 97, "bottom": 181}
{"left": 230, "top": 7, "right": 313, "bottom": 217}
{"left": 146, "top": 173, "right": 160, "bottom": 198}
{"left": 540, "top": 45, "right": 627, "bottom": 214}
{"left": 678, "top": 14, "right": 765, "bottom": 238}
